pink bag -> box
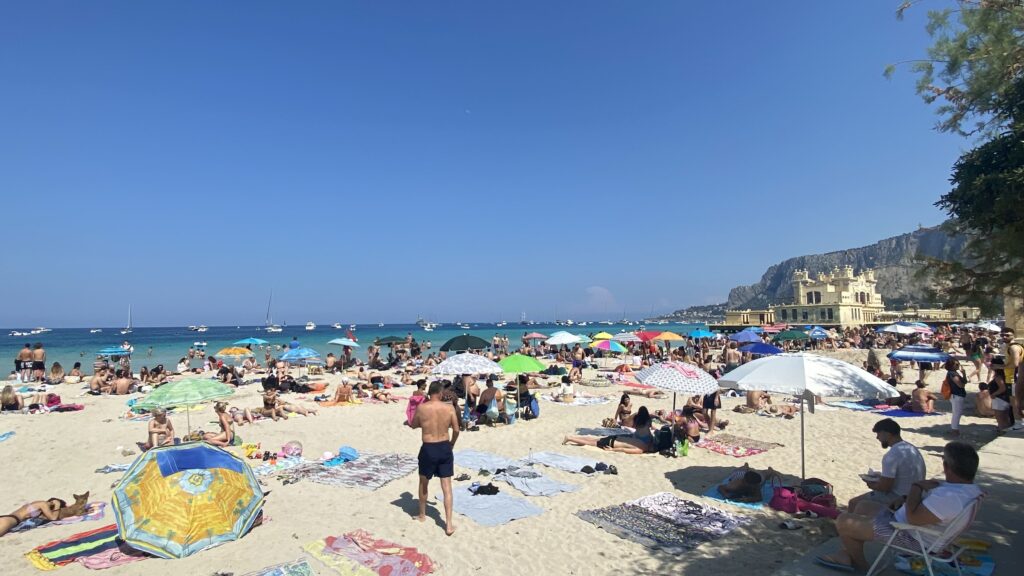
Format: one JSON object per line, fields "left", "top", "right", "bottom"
{"left": 769, "top": 486, "right": 799, "bottom": 513}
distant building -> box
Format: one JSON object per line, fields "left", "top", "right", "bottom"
{"left": 722, "top": 266, "right": 980, "bottom": 328}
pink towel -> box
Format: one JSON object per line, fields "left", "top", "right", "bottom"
{"left": 406, "top": 395, "right": 427, "bottom": 425}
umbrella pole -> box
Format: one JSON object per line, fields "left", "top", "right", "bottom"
{"left": 672, "top": 392, "right": 676, "bottom": 412}
{"left": 800, "top": 396, "right": 806, "bottom": 480}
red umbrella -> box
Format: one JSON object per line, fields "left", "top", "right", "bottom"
{"left": 635, "top": 331, "right": 662, "bottom": 342}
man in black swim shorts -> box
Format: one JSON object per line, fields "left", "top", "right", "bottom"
{"left": 411, "top": 381, "right": 460, "bottom": 536}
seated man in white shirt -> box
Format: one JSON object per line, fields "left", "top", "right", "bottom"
{"left": 818, "top": 441, "right": 982, "bottom": 572}
{"left": 848, "top": 418, "right": 926, "bottom": 512}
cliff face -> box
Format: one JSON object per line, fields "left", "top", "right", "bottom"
{"left": 723, "top": 226, "right": 967, "bottom": 310}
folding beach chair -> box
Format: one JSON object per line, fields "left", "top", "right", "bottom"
{"left": 866, "top": 494, "right": 984, "bottom": 576}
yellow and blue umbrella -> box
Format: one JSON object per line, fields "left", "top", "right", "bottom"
{"left": 112, "top": 442, "right": 264, "bottom": 559}
{"left": 216, "top": 347, "right": 254, "bottom": 359}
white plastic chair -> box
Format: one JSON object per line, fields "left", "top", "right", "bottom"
{"left": 866, "top": 494, "right": 984, "bottom": 576}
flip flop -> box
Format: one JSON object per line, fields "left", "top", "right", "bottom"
{"left": 815, "top": 556, "right": 854, "bottom": 572}
{"left": 778, "top": 521, "right": 801, "bottom": 530}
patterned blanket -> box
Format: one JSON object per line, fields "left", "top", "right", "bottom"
{"left": 282, "top": 453, "right": 418, "bottom": 490}
{"left": 576, "top": 493, "right": 748, "bottom": 554}
{"left": 540, "top": 394, "right": 610, "bottom": 406}
{"left": 304, "top": 530, "right": 435, "bottom": 575}
{"left": 694, "top": 433, "right": 782, "bottom": 458}
{"left": 25, "top": 524, "right": 124, "bottom": 570}
{"left": 242, "top": 559, "right": 316, "bottom": 576}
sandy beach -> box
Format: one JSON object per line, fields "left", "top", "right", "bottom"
{"left": 0, "top": 349, "right": 997, "bottom": 575}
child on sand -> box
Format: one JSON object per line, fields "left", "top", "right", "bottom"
{"left": 144, "top": 408, "right": 175, "bottom": 449}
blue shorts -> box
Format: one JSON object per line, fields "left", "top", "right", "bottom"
{"left": 418, "top": 441, "right": 453, "bottom": 479}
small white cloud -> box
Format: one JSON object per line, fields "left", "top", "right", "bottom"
{"left": 570, "top": 286, "right": 618, "bottom": 315}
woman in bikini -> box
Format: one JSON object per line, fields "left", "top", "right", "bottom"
{"left": 203, "top": 402, "right": 235, "bottom": 446}
{"left": 564, "top": 406, "right": 655, "bottom": 454}
{"left": 0, "top": 498, "right": 66, "bottom": 537}
{"left": 612, "top": 393, "right": 634, "bottom": 427}
{"left": 260, "top": 389, "right": 286, "bottom": 421}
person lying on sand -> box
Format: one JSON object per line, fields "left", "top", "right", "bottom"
{"left": 564, "top": 406, "right": 655, "bottom": 454}
{"left": 717, "top": 463, "right": 779, "bottom": 503}
{"left": 144, "top": 408, "right": 175, "bottom": 449}
{"left": 0, "top": 498, "right": 68, "bottom": 537}
{"left": 624, "top": 388, "right": 666, "bottom": 399}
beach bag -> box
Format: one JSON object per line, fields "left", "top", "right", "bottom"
{"left": 940, "top": 377, "right": 952, "bottom": 400}
{"left": 45, "top": 393, "right": 62, "bottom": 408}
{"left": 485, "top": 398, "right": 500, "bottom": 421}
{"left": 654, "top": 425, "right": 674, "bottom": 452}
{"left": 797, "top": 478, "right": 837, "bottom": 513}
{"left": 769, "top": 486, "right": 800, "bottom": 514}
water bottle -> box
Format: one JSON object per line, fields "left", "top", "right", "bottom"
{"left": 680, "top": 437, "right": 690, "bottom": 457}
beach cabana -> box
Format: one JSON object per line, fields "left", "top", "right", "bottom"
{"left": 719, "top": 353, "right": 897, "bottom": 478}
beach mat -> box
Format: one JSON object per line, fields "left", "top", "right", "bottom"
{"left": 694, "top": 434, "right": 782, "bottom": 458}
{"left": 540, "top": 393, "right": 610, "bottom": 406}
{"left": 828, "top": 401, "right": 881, "bottom": 412}
{"left": 702, "top": 476, "right": 773, "bottom": 510}
{"left": 11, "top": 502, "right": 107, "bottom": 533}
{"left": 520, "top": 451, "right": 599, "bottom": 474}
{"left": 73, "top": 546, "right": 149, "bottom": 571}
{"left": 876, "top": 409, "right": 945, "bottom": 418}
{"left": 304, "top": 530, "right": 435, "bottom": 575}
{"left": 576, "top": 493, "right": 749, "bottom": 554}
{"left": 294, "top": 453, "right": 418, "bottom": 490}
{"left": 454, "top": 450, "right": 515, "bottom": 473}
{"left": 493, "top": 467, "right": 579, "bottom": 497}
{"left": 25, "top": 523, "right": 121, "bottom": 570}
{"left": 242, "top": 558, "right": 316, "bottom": 576}
{"left": 442, "top": 486, "right": 543, "bottom": 527}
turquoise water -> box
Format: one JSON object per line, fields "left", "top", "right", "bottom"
{"left": 1, "top": 322, "right": 709, "bottom": 375}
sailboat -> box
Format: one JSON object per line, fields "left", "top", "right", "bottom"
{"left": 264, "top": 291, "right": 283, "bottom": 333}
{"left": 120, "top": 305, "right": 133, "bottom": 335}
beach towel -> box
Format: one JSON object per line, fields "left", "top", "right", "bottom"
{"left": 828, "top": 401, "right": 880, "bottom": 412}
{"left": 576, "top": 494, "right": 747, "bottom": 554}
{"left": 25, "top": 524, "right": 121, "bottom": 570}
{"left": 519, "top": 451, "right": 598, "bottom": 474}
{"left": 622, "top": 381, "right": 654, "bottom": 389}
{"left": 303, "top": 453, "right": 418, "bottom": 490}
{"left": 702, "top": 476, "right": 774, "bottom": 510}
{"left": 493, "top": 467, "right": 579, "bottom": 497}
{"left": 875, "top": 409, "right": 945, "bottom": 418}
{"left": 242, "top": 558, "right": 316, "bottom": 576}
{"left": 11, "top": 502, "right": 107, "bottom": 533}
{"left": 540, "top": 394, "right": 610, "bottom": 406}
{"left": 453, "top": 450, "right": 515, "bottom": 473}
{"left": 574, "top": 427, "right": 631, "bottom": 437}
{"left": 694, "top": 433, "right": 782, "bottom": 458}
{"left": 73, "top": 546, "right": 149, "bottom": 571}
{"left": 442, "top": 487, "right": 543, "bottom": 527}
{"left": 894, "top": 551, "right": 994, "bottom": 576}
{"left": 253, "top": 456, "right": 310, "bottom": 477}
{"left": 323, "top": 530, "right": 435, "bottom": 576}
{"left": 0, "top": 431, "right": 14, "bottom": 442}
{"left": 303, "top": 539, "right": 376, "bottom": 576}
{"left": 94, "top": 464, "right": 130, "bottom": 474}
{"left": 405, "top": 395, "right": 427, "bottom": 425}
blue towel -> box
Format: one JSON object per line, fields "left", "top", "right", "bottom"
{"left": 493, "top": 467, "right": 579, "bottom": 497}
{"left": 520, "top": 451, "right": 598, "bottom": 474}
{"left": 0, "top": 431, "right": 14, "bottom": 443}
{"left": 454, "top": 450, "right": 515, "bottom": 473}
{"left": 875, "top": 409, "right": 944, "bottom": 418}
{"left": 442, "top": 487, "right": 543, "bottom": 526}
{"left": 829, "top": 401, "right": 878, "bottom": 412}
{"left": 701, "top": 476, "right": 773, "bottom": 510}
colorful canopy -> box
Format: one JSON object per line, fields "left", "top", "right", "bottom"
{"left": 279, "top": 347, "right": 322, "bottom": 363}
{"left": 739, "top": 342, "right": 783, "bottom": 355}
{"left": 327, "top": 338, "right": 361, "bottom": 348}
{"left": 112, "top": 442, "right": 264, "bottom": 559}
{"left": 635, "top": 331, "right": 662, "bottom": 342}
{"left": 234, "top": 338, "right": 269, "bottom": 346}
{"left": 592, "top": 331, "right": 615, "bottom": 340}
{"left": 635, "top": 362, "right": 719, "bottom": 395}
{"left": 498, "top": 354, "right": 546, "bottom": 374}
{"left": 134, "top": 378, "right": 235, "bottom": 411}
{"left": 215, "top": 347, "right": 254, "bottom": 358}
{"left": 590, "top": 340, "right": 627, "bottom": 353}
{"left": 653, "top": 331, "right": 685, "bottom": 341}
{"left": 612, "top": 332, "right": 642, "bottom": 343}
{"left": 440, "top": 335, "right": 490, "bottom": 352}
{"left": 431, "top": 353, "right": 503, "bottom": 375}
{"left": 729, "top": 330, "right": 762, "bottom": 343}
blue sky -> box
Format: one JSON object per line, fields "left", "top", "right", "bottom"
{"left": 0, "top": 1, "right": 968, "bottom": 327}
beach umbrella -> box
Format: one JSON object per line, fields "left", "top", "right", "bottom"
{"left": 977, "top": 322, "right": 1002, "bottom": 333}
{"left": 729, "top": 330, "right": 762, "bottom": 344}
{"left": 440, "top": 334, "right": 490, "bottom": 352}
{"left": 575, "top": 333, "right": 592, "bottom": 344}
{"left": 523, "top": 332, "right": 548, "bottom": 341}
{"left": 887, "top": 345, "right": 950, "bottom": 363}
{"left": 635, "top": 362, "right": 719, "bottom": 410}
{"left": 774, "top": 329, "right": 810, "bottom": 342}
{"left": 279, "top": 347, "right": 322, "bottom": 364}
{"left": 808, "top": 327, "right": 830, "bottom": 340}
{"left": 762, "top": 324, "right": 788, "bottom": 334}
{"left": 431, "top": 353, "right": 504, "bottom": 376}
{"left": 612, "top": 331, "right": 642, "bottom": 343}
{"left": 546, "top": 331, "right": 581, "bottom": 346}
{"left": 653, "top": 331, "right": 685, "bottom": 342}
{"left": 719, "top": 353, "right": 898, "bottom": 478}
{"left": 215, "top": 347, "right": 254, "bottom": 359}
{"left": 688, "top": 329, "right": 716, "bottom": 339}
{"left": 234, "top": 338, "right": 268, "bottom": 346}
{"left": 592, "top": 331, "right": 615, "bottom": 340}
{"left": 878, "top": 324, "right": 918, "bottom": 335}
{"left": 590, "top": 340, "right": 627, "bottom": 353}
{"left": 635, "top": 331, "right": 662, "bottom": 342}
{"left": 112, "top": 442, "right": 264, "bottom": 559}
{"left": 738, "top": 342, "right": 783, "bottom": 355}
{"left": 135, "top": 378, "right": 235, "bottom": 433}
{"left": 376, "top": 336, "right": 406, "bottom": 345}
{"left": 327, "top": 338, "right": 361, "bottom": 348}
{"left": 498, "top": 354, "right": 545, "bottom": 374}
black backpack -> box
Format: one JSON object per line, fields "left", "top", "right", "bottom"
{"left": 654, "top": 425, "right": 674, "bottom": 452}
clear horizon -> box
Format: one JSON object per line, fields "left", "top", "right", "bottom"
{"left": 0, "top": 2, "right": 963, "bottom": 327}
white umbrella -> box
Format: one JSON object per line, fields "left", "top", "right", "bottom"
{"left": 612, "top": 331, "right": 642, "bottom": 343}
{"left": 431, "top": 353, "right": 504, "bottom": 423}
{"left": 635, "top": 362, "right": 719, "bottom": 410}
{"left": 977, "top": 322, "right": 1002, "bottom": 333}
{"left": 879, "top": 324, "right": 917, "bottom": 335}
{"left": 719, "top": 353, "right": 898, "bottom": 478}
{"left": 546, "top": 331, "right": 581, "bottom": 346}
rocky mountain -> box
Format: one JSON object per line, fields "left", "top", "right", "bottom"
{"left": 666, "top": 225, "right": 968, "bottom": 319}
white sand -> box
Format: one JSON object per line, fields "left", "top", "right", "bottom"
{"left": 0, "top": 350, "right": 996, "bottom": 575}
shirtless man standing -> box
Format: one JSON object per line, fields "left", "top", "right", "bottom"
{"left": 411, "top": 381, "right": 459, "bottom": 536}
{"left": 16, "top": 344, "right": 32, "bottom": 382}
{"left": 724, "top": 342, "right": 742, "bottom": 373}
{"left": 32, "top": 343, "right": 46, "bottom": 383}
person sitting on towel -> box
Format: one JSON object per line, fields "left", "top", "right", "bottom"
{"left": 474, "top": 378, "right": 504, "bottom": 424}
{"left": 910, "top": 381, "right": 938, "bottom": 413}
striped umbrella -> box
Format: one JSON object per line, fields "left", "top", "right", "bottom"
{"left": 612, "top": 332, "right": 642, "bottom": 343}
{"left": 635, "top": 362, "right": 719, "bottom": 396}
{"left": 590, "top": 340, "right": 627, "bottom": 353}
{"left": 431, "top": 353, "right": 504, "bottom": 376}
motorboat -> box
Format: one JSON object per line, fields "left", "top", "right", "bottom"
{"left": 9, "top": 330, "right": 29, "bottom": 336}
{"left": 196, "top": 325, "right": 208, "bottom": 333}
{"left": 187, "top": 326, "right": 198, "bottom": 331}
{"left": 349, "top": 324, "right": 357, "bottom": 331}
{"left": 30, "top": 327, "right": 51, "bottom": 334}
{"left": 90, "top": 328, "right": 102, "bottom": 333}
{"left": 305, "top": 322, "right": 316, "bottom": 331}
{"left": 378, "top": 322, "right": 385, "bottom": 327}
{"left": 332, "top": 323, "right": 342, "bottom": 329}
{"left": 193, "top": 341, "right": 207, "bottom": 347}
{"left": 265, "top": 325, "right": 283, "bottom": 333}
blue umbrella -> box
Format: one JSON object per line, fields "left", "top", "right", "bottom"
{"left": 809, "top": 327, "right": 830, "bottom": 340}
{"left": 234, "top": 338, "right": 269, "bottom": 346}
{"left": 887, "top": 345, "right": 950, "bottom": 363}
{"left": 688, "top": 329, "right": 716, "bottom": 339}
{"left": 327, "top": 338, "right": 361, "bottom": 348}
{"left": 745, "top": 326, "right": 764, "bottom": 334}
{"left": 739, "top": 342, "right": 783, "bottom": 355}
{"left": 280, "top": 347, "right": 322, "bottom": 363}
{"left": 729, "top": 330, "right": 762, "bottom": 343}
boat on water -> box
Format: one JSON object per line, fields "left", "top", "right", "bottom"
{"left": 349, "top": 324, "right": 357, "bottom": 331}
{"left": 378, "top": 322, "right": 384, "bottom": 327}
{"left": 196, "top": 325, "right": 208, "bottom": 333}
{"left": 264, "top": 291, "right": 283, "bottom": 333}
{"left": 30, "top": 327, "right": 52, "bottom": 335}
{"left": 332, "top": 323, "right": 342, "bottom": 329}
{"left": 90, "top": 328, "right": 102, "bottom": 333}
{"left": 423, "top": 325, "right": 434, "bottom": 332}
{"left": 187, "top": 326, "right": 198, "bottom": 331}
{"left": 457, "top": 323, "right": 471, "bottom": 330}
{"left": 121, "top": 305, "right": 133, "bottom": 335}
{"left": 193, "top": 341, "right": 207, "bottom": 347}
{"left": 9, "top": 330, "right": 29, "bottom": 336}
{"left": 305, "top": 322, "right": 316, "bottom": 331}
